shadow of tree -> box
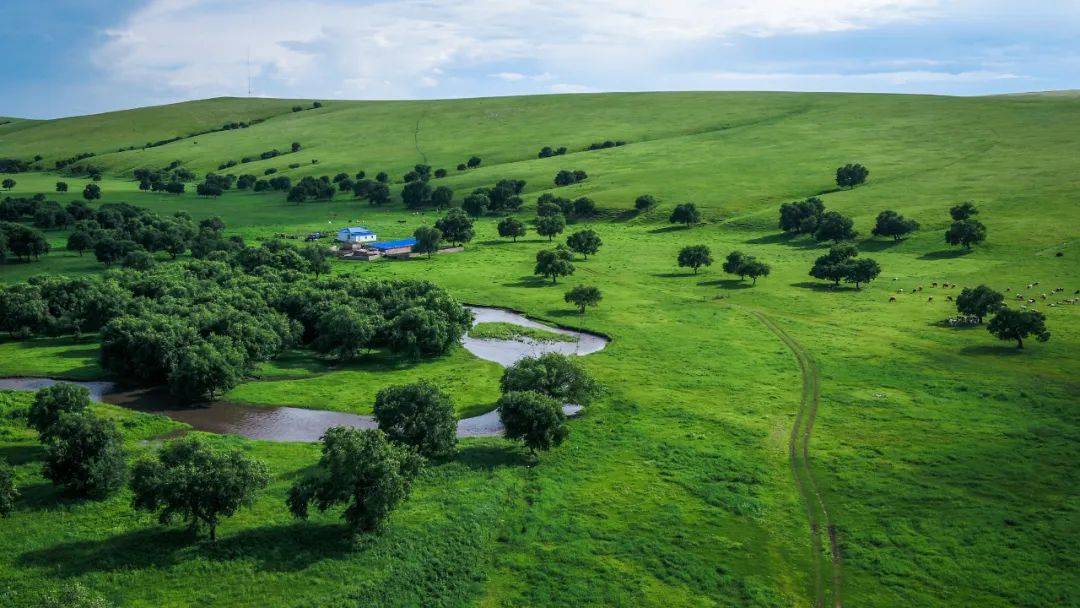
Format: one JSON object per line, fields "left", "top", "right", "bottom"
{"left": 206, "top": 522, "right": 356, "bottom": 571}
{"left": 744, "top": 232, "right": 823, "bottom": 249}
{"left": 0, "top": 443, "right": 44, "bottom": 467}
{"left": 698, "top": 279, "right": 753, "bottom": 289}
{"left": 502, "top": 275, "right": 552, "bottom": 288}
{"left": 647, "top": 225, "right": 693, "bottom": 234}
{"left": 959, "top": 344, "right": 1025, "bottom": 356}
{"left": 455, "top": 443, "right": 529, "bottom": 471}
{"left": 19, "top": 528, "right": 195, "bottom": 577}
{"left": 919, "top": 249, "right": 971, "bottom": 260}
{"left": 790, "top": 281, "right": 859, "bottom": 292}
{"left": 858, "top": 238, "right": 904, "bottom": 252}
{"left": 652, "top": 272, "right": 696, "bottom": 278}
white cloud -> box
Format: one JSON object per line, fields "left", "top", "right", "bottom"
{"left": 95, "top": 0, "right": 942, "bottom": 99}
{"left": 550, "top": 83, "right": 598, "bottom": 94}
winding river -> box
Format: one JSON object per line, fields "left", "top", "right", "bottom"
{"left": 0, "top": 306, "right": 607, "bottom": 441}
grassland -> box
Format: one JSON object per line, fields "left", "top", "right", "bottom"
{"left": 0, "top": 91, "right": 1078, "bottom": 607}
{"left": 467, "top": 322, "right": 576, "bottom": 343}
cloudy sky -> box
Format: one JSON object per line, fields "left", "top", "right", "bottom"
{"left": 2, "top": 0, "right": 1078, "bottom": 118}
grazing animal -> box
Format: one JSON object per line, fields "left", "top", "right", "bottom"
{"left": 927, "top": 296, "right": 934, "bottom": 302}
{"left": 1027, "top": 284, "right": 1034, "bottom": 289}
{"left": 917, "top": 286, "right": 923, "bottom": 292}
{"left": 1005, "top": 287, "right": 1010, "bottom": 292}
{"left": 897, "top": 288, "right": 905, "bottom": 293}
{"left": 889, "top": 296, "right": 897, "bottom": 302}
{"left": 1016, "top": 294, "right": 1024, "bottom": 301}
{"left": 931, "top": 282, "right": 938, "bottom": 287}
{"left": 1041, "top": 294, "right": 1047, "bottom": 300}
{"left": 1028, "top": 299, "right": 1036, "bottom": 304}
{"left": 946, "top": 295, "right": 953, "bottom": 302}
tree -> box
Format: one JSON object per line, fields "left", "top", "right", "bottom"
{"left": 56, "top": 181, "right": 69, "bottom": 193}
{"left": 835, "top": 163, "right": 869, "bottom": 189}
{"left": 814, "top": 211, "right": 857, "bottom": 242}
{"left": 434, "top": 208, "right": 474, "bottom": 246}
{"left": 313, "top": 305, "right": 376, "bottom": 360}
{"left": 94, "top": 237, "right": 139, "bottom": 266}
{"left": 741, "top": 259, "right": 771, "bottom": 285}
{"left": 302, "top": 244, "right": 331, "bottom": 277}
{"left": 0, "top": 459, "right": 15, "bottom": 518}
{"left": 401, "top": 180, "right": 432, "bottom": 209}
{"left": 43, "top": 412, "right": 127, "bottom": 499}
{"left": 168, "top": 339, "right": 246, "bottom": 401}
{"left": 572, "top": 196, "right": 596, "bottom": 217}
{"left": 2, "top": 222, "right": 50, "bottom": 260}
{"left": 564, "top": 285, "right": 602, "bottom": 315}
{"left": 945, "top": 219, "right": 986, "bottom": 249}
{"left": 461, "top": 192, "right": 489, "bottom": 217}
{"left": 810, "top": 244, "right": 859, "bottom": 287}
{"left": 987, "top": 309, "right": 1050, "bottom": 349}
{"left": 635, "top": 194, "right": 656, "bottom": 211}
{"left": 501, "top": 353, "right": 599, "bottom": 405}
{"left": 0, "top": 283, "right": 49, "bottom": 337}
{"left": 497, "top": 217, "right": 526, "bottom": 242}
{"left": 566, "top": 229, "right": 602, "bottom": 259}
{"left": 535, "top": 214, "right": 566, "bottom": 241}
{"left": 950, "top": 201, "right": 978, "bottom": 221}
{"left": 534, "top": 248, "right": 574, "bottom": 283}
{"left": 66, "top": 230, "right": 96, "bottom": 256}
{"left": 82, "top": 183, "right": 101, "bottom": 201}
{"left": 287, "top": 427, "right": 423, "bottom": 533}
{"left": 132, "top": 436, "right": 270, "bottom": 542}
{"left": 291, "top": 142, "right": 302, "bottom": 152}
{"left": 122, "top": 250, "right": 156, "bottom": 270}
{"left": 779, "top": 197, "right": 825, "bottom": 234}
{"left": 843, "top": 257, "right": 880, "bottom": 288}
{"left": 677, "top": 245, "right": 712, "bottom": 274}
{"left": 669, "top": 203, "right": 701, "bottom": 227}
{"left": 872, "top": 210, "right": 919, "bottom": 240}
{"left": 1, "top": 178, "right": 14, "bottom": 191}
{"left": 376, "top": 171, "right": 389, "bottom": 183}
{"left": 467, "top": 156, "right": 482, "bottom": 168}
{"left": 431, "top": 185, "right": 453, "bottom": 209}
{"left": 497, "top": 391, "right": 568, "bottom": 457}
{"left": 956, "top": 285, "right": 1004, "bottom": 323}
{"left": 413, "top": 226, "right": 442, "bottom": 258}
{"left": 373, "top": 381, "right": 457, "bottom": 459}
{"left": 28, "top": 383, "right": 90, "bottom": 441}
{"left": 722, "top": 250, "right": 747, "bottom": 278}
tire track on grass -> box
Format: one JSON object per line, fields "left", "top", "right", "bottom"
{"left": 749, "top": 310, "right": 842, "bottom": 608}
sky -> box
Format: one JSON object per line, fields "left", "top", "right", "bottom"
{"left": 1, "top": 0, "right": 1078, "bottom": 119}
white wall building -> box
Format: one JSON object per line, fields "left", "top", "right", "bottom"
{"left": 337, "top": 226, "right": 377, "bottom": 243}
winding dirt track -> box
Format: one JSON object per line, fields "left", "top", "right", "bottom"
{"left": 750, "top": 311, "right": 842, "bottom": 608}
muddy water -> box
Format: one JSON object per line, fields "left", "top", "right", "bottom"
{"left": 0, "top": 306, "right": 608, "bottom": 441}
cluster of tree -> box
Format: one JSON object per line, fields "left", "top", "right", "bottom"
{"left": 287, "top": 176, "right": 336, "bottom": 203}
{"left": 0, "top": 221, "right": 50, "bottom": 264}
{"left": 537, "top": 192, "right": 596, "bottom": 221}
{"left": 951, "top": 285, "right": 1050, "bottom": 349}
{"left": 253, "top": 175, "right": 293, "bottom": 193}
{"left": 945, "top": 202, "right": 987, "bottom": 249}
{"left": 433, "top": 208, "right": 475, "bottom": 246}
{"left": 538, "top": 146, "right": 568, "bottom": 158}
{"left": 722, "top": 251, "right": 771, "bottom": 284}
{"left": 586, "top": 140, "right": 626, "bottom": 150}
{"left": 2, "top": 195, "right": 95, "bottom": 230}
{"left": 871, "top": 210, "right": 919, "bottom": 241}
{"left": 0, "top": 158, "right": 32, "bottom": 173}
{"left": 195, "top": 173, "right": 238, "bottom": 197}
{"left": 54, "top": 151, "right": 96, "bottom": 171}
{"left": 777, "top": 197, "right": 857, "bottom": 242}
{"left": 669, "top": 203, "right": 701, "bottom": 227}
{"left": 498, "top": 353, "right": 599, "bottom": 457}
{"left": 64, "top": 202, "right": 199, "bottom": 266}
{"left": 809, "top": 244, "right": 881, "bottom": 288}
{"left": 835, "top": 163, "right": 869, "bottom": 189}
{"left": 635, "top": 194, "right": 656, "bottom": 211}
{"left": 456, "top": 156, "right": 482, "bottom": 172}
{"left": 133, "top": 165, "right": 197, "bottom": 192}
{"left": 352, "top": 178, "right": 392, "bottom": 206}
{"left": 461, "top": 179, "right": 526, "bottom": 216}
{"left": 553, "top": 169, "right": 588, "bottom": 187}
{"left": 292, "top": 101, "right": 322, "bottom": 112}
{"left": 534, "top": 246, "right": 575, "bottom": 283}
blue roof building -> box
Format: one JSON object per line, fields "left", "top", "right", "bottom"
{"left": 371, "top": 237, "right": 417, "bottom": 252}
{"left": 337, "top": 226, "right": 377, "bottom": 243}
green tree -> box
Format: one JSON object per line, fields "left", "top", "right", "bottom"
{"left": 168, "top": 339, "right": 246, "bottom": 401}
{"left": 987, "top": 309, "right": 1050, "bottom": 349}
{"left": 43, "top": 412, "right": 127, "bottom": 499}
{"left": 835, "top": 163, "right": 869, "bottom": 189}
{"left": 467, "top": 156, "right": 482, "bottom": 168}
{"left": 401, "top": 180, "right": 433, "bottom": 209}
{"left": 635, "top": 194, "right": 656, "bottom": 211}
{"left": 945, "top": 219, "right": 986, "bottom": 249}
{"left": 741, "top": 259, "right": 772, "bottom": 285}
{"left": 497, "top": 391, "right": 568, "bottom": 458}
{"left": 778, "top": 197, "right": 825, "bottom": 234}
{"left": 566, "top": 229, "right": 602, "bottom": 259}
{"left": 434, "top": 208, "right": 475, "bottom": 246}
{"left": 313, "top": 305, "right": 376, "bottom": 360}
{"left": 121, "top": 250, "right": 156, "bottom": 271}
{"left": 373, "top": 381, "right": 457, "bottom": 459}
{"left": 956, "top": 285, "right": 1004, "bottom": 323}
{"left": 0, "top": 282, "right": 49, "bottom": 337}
{"left": 950, "top": 201, "right": 978, "bottom": 221}
{"left": 813, "top": 211, "right": 857, "bottom": 242}
{"left": 501, "top": 353, "right": 599, "bottom": 405}
{"left": 302, "top": 244, "right": 331, "bottom": 277}
{"left": 810, "top": 244, "right": 859, "bottom": 287}
{"left": 677, "top": 244, "right": 712, "bottom": 274}
{"left": 843, "top": 257, "right": 880, "bottom": 289}
{"left": 564, "top": 285, "right": 602, "bottom": 315}
{"left": 287, "top": 427, "right": 423, "bottom": 533}
{"left": 536, "top": 214, "right": 566, "bottom": 241}
{"left": 722, "top": 250, "right": 747, "bottom": 278}
{"left": 0, "top": 458, "right": 18, "bottom": 518}
{"left": 669, "top": 203, "right": 700, "bottom": 227}
{"left": 497, "top": 217, "right": 526, "bottom": 242}
{"left": 461, "top": 192, "right": 489, "bottom": 217}
{"left": 872, "top": 210, "right": 919, "bottom": 240}
{"left": 1, "top": 178, "right": 14, "bottom": 191}
{"left": 534, "top": 248, "right": 575, "bottom": 283}
{"left": 413, "top": 226, "right": 442, "bottom": 258}
{"left": 131, "top": 436, "right": 270, "bottom": 542}
{"left": 56, "top": 181, "right": 69, "bottom": 193}
{"left": 28, "top": 383, "right": 90, "bottom": 441}
{"left": 431, "top": 185, "right": 454, "bottom": 209}
{"left": 82, "top": 183, "right": 101, "bottom": 201}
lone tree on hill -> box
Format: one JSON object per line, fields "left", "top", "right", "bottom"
{"left": 497, "top": 391, "right": 568, "bottom": 459}
{"left": 467, "top": 156, "right": 482, "bottom": 168}
{"left": 956, "top": 285, "right": 1004, "bottom": 323}
{"left": 434, "top": 208, "right": 474, "bottom": 246}
{"left": 534, "top": 248, "right": 575, "bottom": 283}
{"left": 635, "top": 194, "right": 656, "bottom": 211}
{"left": 987, "top": 308, "right": 1050, "bottom": 349}
{"left": 945, "top": 218, "right": 986, "bottom": 249}
{"left": 813, "top": 211, "right": 857, "bottom": 242}
{"left": 566, "top": 229, "right": 602, "bottom": 259}
{"left": 564, "top": 285, "right": 602, "bottom": 315}
{"left": 835, "top": 163, "right": 869, "bottom": 189}
{"left": 497, "top": 217, "right": 526, "bottom": 242}
{"left": 677, "top": 244, "right": 712, "bottom": 274}
{"left": 669, "top": 203, "right": 701, "bottom": 227}
{"left": 950, "top": 201, "right": 978, "bottom": 221}
{"left": 413, "top": 226, "right": 442, "bottom": 258}
{"left": 872, "top": 210, "right": 919, "bottom": 240}
{"left": 287, "top": 427, "right": 423, "bottom": 534}
{"left": 132, "top": 436, "right": 270, "bottom": 542}
{"left": 373, "top": 381, "right": 457, "bottom": 459}
{"left": 1, "top": 179, "right": 14, "bottom": 191}
{"left": 56, "top": 181, "right": 68, "bottom": 193}
{"left": 82, "top": 183, "right": 101, "bottom": 201}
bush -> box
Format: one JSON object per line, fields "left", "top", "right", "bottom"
{"left": 43, "top": 412, "right": 127, "bottom": 498}
{"left": 28, "top": 383, "right": 90, "bottom": 441}
{"left": 497, "top": 391, "right": 568, "bottom": 457}
{"left": 373, "top": 381, "right": 457, "bottom": 458}
{"left": 500, "top": 353, "right": 599, "bottom": 405}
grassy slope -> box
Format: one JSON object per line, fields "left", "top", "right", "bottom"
{"left": 0, "top": 92, "right": 1077, "bottom": 607}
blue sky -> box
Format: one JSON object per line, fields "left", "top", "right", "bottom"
{"left": 2, "top": 0, "right": 1078, "bottom": 119}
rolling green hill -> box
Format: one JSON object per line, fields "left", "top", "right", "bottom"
{"left": 0, "top": 92, "right": 1077, "bottom": 608}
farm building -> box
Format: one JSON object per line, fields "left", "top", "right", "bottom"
{"left": 337, "top": 226, "right": 377, "bottom": 243}
{"left": 371, "top": 238, "right": 417, "bottom": 256}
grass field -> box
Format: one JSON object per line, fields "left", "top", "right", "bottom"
{"left": 0, "top": 91, "right": 1077, "bottom": 607}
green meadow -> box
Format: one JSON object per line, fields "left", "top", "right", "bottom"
{"left": 0, "top": 91, "right": 1077, "bottom": 607}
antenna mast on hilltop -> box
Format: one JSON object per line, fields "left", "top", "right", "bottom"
{"left": 246, "top": 46, "right": 252, "bottom": 96}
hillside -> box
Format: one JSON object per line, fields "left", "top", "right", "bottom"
{"left": 0, "top": 92, "right": 1077, "bottom": 608}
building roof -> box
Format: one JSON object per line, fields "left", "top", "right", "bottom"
{"left": 339, "top": 226, "right": 375, "bottom": 236}
{"left": 371, "top": 237, "right": 417, "bottom": 251}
